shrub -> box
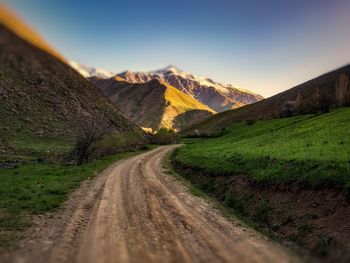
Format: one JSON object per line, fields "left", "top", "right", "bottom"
{"left": 94, "top": 133, "right": 126, "bottom": 157}
{"left": 149, "top": 128, "right": 179, "bottom": 145}
{"left": 94, "top": 131, "right": 145, "bottom": 157}
{"left": 336, "top": 73, "right": 350, "bottom": 107}
{"left": 187, "top": 127, "right": 227, "bottom": 138}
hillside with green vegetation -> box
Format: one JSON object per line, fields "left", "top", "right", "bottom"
{"left": 183, "top": 65, "right": 350, "bottom": 136}
{"left": 176, "top": 108, "right": 350, "bottom": 188}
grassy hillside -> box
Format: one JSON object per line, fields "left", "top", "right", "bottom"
{"left": 90, "top": 77, "right": 215, "bottom": 132}
{"left": 183, "top": 65, "right": 350, "bottom": 136}
{"left": 176, "top": 108, "right": 350, "bottom": 188}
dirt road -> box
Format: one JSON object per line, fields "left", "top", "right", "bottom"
{"left": 3, "top": 145, "right": 300, "bottom": 263}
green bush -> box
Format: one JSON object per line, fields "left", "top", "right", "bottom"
{"left": 149, "top": 128, "right": 179, "bottom": 145}
{"left": 94, "top": 131, "right": 145, "bottom": 159}
{"left": 70, "top": 123, "right": 145, "bottom": 165}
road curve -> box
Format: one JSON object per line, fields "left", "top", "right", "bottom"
{"left": 69, "top": 145, "right": 298, "bottom": 263}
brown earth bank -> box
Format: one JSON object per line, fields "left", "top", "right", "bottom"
{"left": 0, "top": 146, "right": 300, "bottom": 263}
{"left": 171, "top": 154, "right": 350, "bottom": 263}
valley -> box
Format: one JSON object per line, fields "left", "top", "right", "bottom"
{"left": 1, "top": 2, "right": 350, "bottom": 263}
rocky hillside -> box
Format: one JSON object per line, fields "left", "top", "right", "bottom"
{"left": 0, "top": 22, "right": 143, "bottom": 158}
{"left": 117, "top": 66, "right": 263, "bottom": 112}
{"left": 90, "top": 77, "right": 215, "bottom": 132}
{"left": 183, "top": 65, "right": 350, "bottom": 136}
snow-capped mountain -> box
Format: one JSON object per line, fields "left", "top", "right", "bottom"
{"left": 69, "top": 61, "right": 113, "bottom": 79}
{"left": 70, "top": 61, "right": 263, "bottom": 112}
{"left": 117, "top": 66, "right": 263, "bottom": 112}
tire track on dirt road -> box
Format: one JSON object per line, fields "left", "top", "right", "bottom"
{"left": 76, "top": 145, "right": 299, "bottom": 263}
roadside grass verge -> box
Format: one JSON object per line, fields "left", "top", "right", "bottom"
{"left": 0, "top": 145, "right": 156, "bottom": 249}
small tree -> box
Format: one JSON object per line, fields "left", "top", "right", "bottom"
{"left": 336, "top": 73, "right": 350, "bottom": 107}
{"left": 71, "top": 117, "right": 105, "bottom": 165}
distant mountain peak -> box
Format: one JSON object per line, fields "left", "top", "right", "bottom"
{"left": 70, "top": 61, "right": 264, "bottom": 112}
{"left": 163, "top": 65, "right": 182, "bottom": 72}
{"left": 118, "top": 66, "right": 263, "bottom": 112}
{"left": 153, "top": 65, "right": 183, "bottom": 75}
{"left": 69, "top": 61, "right": 113, "bottom": 79}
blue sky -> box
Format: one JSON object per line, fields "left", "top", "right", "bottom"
{"left": 5, "top": 0, "right": 350, "bottom": 96}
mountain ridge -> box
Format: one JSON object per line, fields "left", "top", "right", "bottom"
{"left": 118, "top": 66, "right": 263, "bottom": 112}
{"left": 70, "top": 62, "right": 263, "bottom": 112}
{"left": 90, "top": 77, "right": 215, "bottom": 132}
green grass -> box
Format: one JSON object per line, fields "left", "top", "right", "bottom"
{"left": 175, "top": 108, "right": 350, "bottom": 189}
{"left": 0, "top": 123, "right": 73, "bottom": 164}
{"left": 0, "top": 145, "right": 156, "bottom": 248}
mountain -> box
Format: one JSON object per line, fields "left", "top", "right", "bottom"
{"left": 182, "top": 65, "right": 350, "bottom": 136}
{"left": 90, "top": 77, "right": 215, "bottom": 132}
{"left": 117, "top": 66, "right": 263, "bottom": 112}
{"left": 69, "top": 61, "right": 114, "bottom": 79}
{"left": 0, "top": 10, "right": 144, "bottom": 157}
